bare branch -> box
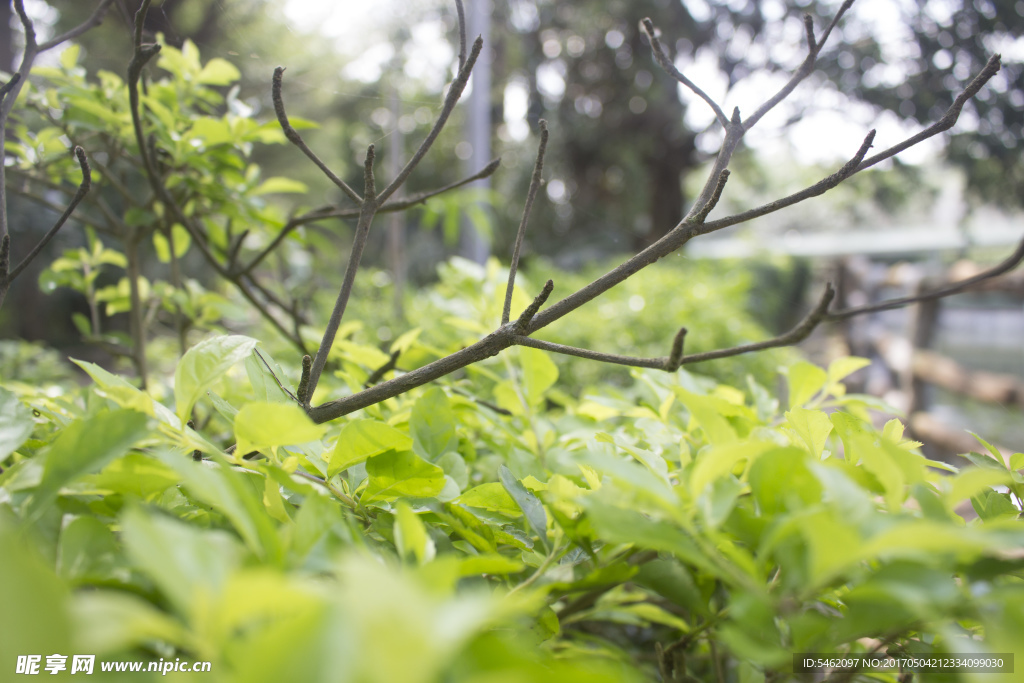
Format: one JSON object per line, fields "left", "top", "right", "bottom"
{"left": 243, "top": 158, "right": 502, "bottom": 277}
{"left": 273, "top": 67, "right": 362, "bottom": 204}
{"left": 855, "top": 54, "right": 1002, "bottom": 172}
{"left": 6, "top": 146, "right": 92, "bottom": 283}
{"left": 516, "top": 326, "right": 688, "bottom": 372}
{"left": 641, "top": 18, "right": 728, "bottom": 128}
{"left": 297, "top": 355, "right": 312, "bottom": 405}
{"left": 13, "top": 0, "right": 36, "bottom": 52}
{"left": 363, "top": 144, "right": 376, "bottom": 199}
{"left": 454, "top": 0, "right": 468, "bottom": 73}
{"left": 0, "top": 73, "right": 21, "bottom": 103}
{"left": 37, "top": 0, "right": 116, "bottom": 51}
{"left": 828, "top": 234, "right": 1024, "bottom": 321}
{"left": 377, "top": 36, "right": 483, "bottom": 205}
{"left": 803, "top": 14, "right": 816, "bottom": 53}
{"left": 691, "top": 170, "right": 730, "bottom": 224}
{"left": 691, "top": 129, "right": 875, "bottom": 238}
{"left": 305, "top": 191, "right": 380, "bottom": 402}
{"left": 681, "top": 284, "right": 835, "bottom": 365}
{"left": 743, "top": 0, "right": 855, "bottom": 131}
{"left": 378, "top": 157, "right": 501, "bottom": 212}
{"left": 515, "top": 279, "right": 554, "bottom": 332}
{"left": 503, "top": 120, "right": 549, "bottom": 324}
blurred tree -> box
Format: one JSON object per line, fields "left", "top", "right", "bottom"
{"left": 811, "top": 0, "right": 1023, "bottom": 208}
{"left": 491, "top": 0, "right": 1022, "bottom": 262}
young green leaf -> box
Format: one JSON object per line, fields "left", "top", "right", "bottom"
{"left": 786, "top": 361, "right": 828, "bottom": 408}
{"left": 234, "top": 401, "right": 326, "bottom": 459}
{"left": 29, "top": 410, "right": 150, "bottom": 518}
{"left": 329, "top": 419, "right": 413, "bottom": 477}
{"left": 394, "top": 501, "right": 435, "bottom": 565}
{"left": 410, "top": 387, "right": 458, "bottom": 461}
{"left": 175, "top": 335, "right": 258, "bottom": 422}
{"left": 0, "top": 387, "right": 34, "bottom": 462}
{"left": 498, "top": 465, "right": 548, "bottom": 549}
{"left": 362, "top": 450, "right": 446, "bottom": 503}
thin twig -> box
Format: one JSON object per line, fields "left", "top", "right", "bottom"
{"left": 37, "top": 0, "right": 116, "bottom": 51}
{"left": 0, "top": 74, "right": 21, "bottom": 103}
{"left": 377, "top": 36, "right": 483, "bottom": 205}
{"left": 304, "top": 146, "right": 380, "bottom": 402}
{"left": 828, "top": 234, "right": 1024, "bottom": 321}
{"left": 691, "top": 170, "right": 729, "bottom": 224}
{"left": 454, "top": 0, "right": 468, "bottom": 73}
{"left": 364, "top": 349, "right": 402, "bottom": 388}
{"left": 515, "top": 324, "right": 686, "bottom": 371}
{"left": 242, "top": 158, "right": 501, "bottom": 276}
{"left": 743, "top": 0, "right": 855, "bottom": 131}
{"left": 503, "top": 120, "right": 548, "bottom": 324}
{"left": 515, "top": 280, "right": 554, "bottom": 332}
{"left": 253, "top": 348, "right": 299, "bottom": 402}
{"left": 680, "top": 284, "right": 834, "bottom": 364}
{"left": 6, "top": 147, "right": 92, "bottom": 283}
{"left": 641, "top": 18, "right": 728, "bottom": 127}
{"left": 854, "top": 53, "right": 1002, "bottom": 172}
{"left": 296, "top": 354, "right": 312, "bottom": 405}
{"left": 272, "top": 67, "right": 362, "bottom": 204}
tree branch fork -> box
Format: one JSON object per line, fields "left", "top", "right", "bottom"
{"left": 2, "top": 0, "right": 1016, "bottom": 427}
{"left": 298, "top": 1, "right": 1011, "bottom": 424}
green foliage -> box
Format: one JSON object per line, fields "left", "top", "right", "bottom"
{"left": 3, "top": 337, "right": 1022, "bottom": 681}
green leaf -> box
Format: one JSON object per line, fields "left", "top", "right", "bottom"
{"left": 0, "top": 386, "right": 34, "bottom": 461}
{"left": 234, "top": 402, "right": 327, "bottom": 458}
{"left": 329, "top": 419, "right": 412, "bottom": 477}
{"left": 690, "top": 440, "right": 770, "bottom": 499}
{"left": 946, "top": 467, "right": 1013, "bottom": 505}
{"left": 175, "top": 335, "right": 258, "bottom": 422}
{"left": 410, "top": 387, "right": 457, "bottom": 461}
{"left": 786, "top": 361, "right": 828, "bottom": 408}
{"left": 455, "top": 554, "right": 525, "bottom": 576}
{"left": 29, "top": 409, "right": 150, "bottom": 518}
{"left": 362, "top": 449, "right": 446, "bottom": 503}
{"left": 457, "top": 482, "right": 522, "bottom": 517}
{"left": 971, "top": 490, "right": 1020, "bottom": 521}
{"left": 57, "top": 516, "right": 119, "bottom": 582}
{"left": 521, "top": 347, "right": 558, "bottom": 405}
{"left": 785, "top": 407, "right": 833, "bottom": 458}
{"left": 152, "top": 224, "right": 191, "bottom": 263}
{"left": 748, "top": 447, "right": 822, "bottom": 514}
{"left": 826, "top": 356, "right": 872, "bottom": 384}
{"left": 59, "top": 44, "right": 80, "bottom": 70}
{"left": 121, "top": 507, "right": 242, "bottom": 616}
{"left": 186, "top": 116, "right": 235, "bottom": 147}
{"left": 394, "top": 501, "right": 435, "bottom": 565}
{"left": 245, "top": 349, "right": 292, "bottom": 403}
{"left": 583, "top": 500, "right": 720, "bottom": 578}
{"left": 253, "top": 177, "right": 309, "bottom": 195}
{"left": 969, "top": 431, "right": 1005, "bottom": 464}
{"left": 196, "top": 57, "right": 241, "bottom": 85}
{"left": 498, "top": 465, "right": 548, "bottom": 549}
{"left": 72, "top": 591, "right": 192, "bottom": 655}
{"left": 156, "top": 451, "right": 280, "bottom": 559}
{"left": 674, "top": 388, "right": 738, "bottom": 445}
{"left": 86, "top": 453, "right": 179, "bottom": 499}
{"left": 1011, "top": 453, "right": 1024, "bottom": 472}
{"left": 0, "top": 525, "right": 72, "bottom": 667}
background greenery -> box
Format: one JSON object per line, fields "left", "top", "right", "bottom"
{"left": 1, "top": 1, "right": 1023, "bottom": 681}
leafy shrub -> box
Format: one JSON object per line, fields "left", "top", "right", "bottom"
{"left": 3, "top": 339, "right": 1023, "bottom": 681}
